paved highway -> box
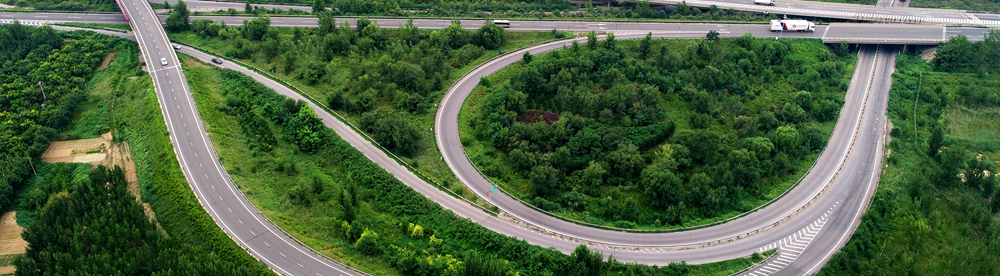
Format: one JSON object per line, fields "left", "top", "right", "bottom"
{"left": 142, "top": 0, "right": 1000, "bottom": 27}
{"left": 3, "top": 2, "right": 982, "bottom": 275}
{"left": 108, "top": 0, "right": 365, "bottom": 275}
{"left": 1, "top": 12, "right": 994, "bottom": 42}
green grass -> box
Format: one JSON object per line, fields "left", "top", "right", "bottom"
{"left": 181, "top": 53, "right": 787, "bottom": 275}
{"left": 819, "top": 52, "right": 1000, "bottom": 275}
{"left": 72, "top": 39, "right": 273, "bottom": 275}
{"left": 171, "top": 27, "right": 571, "bottom": 209}
{"left": 58, "top": 22, "right": 132, "bottom": 32}
{"left": 909, "top": 0, "right": 1000, "bottom": 12}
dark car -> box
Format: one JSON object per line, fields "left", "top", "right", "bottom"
{"left": 211, "top": 58, "right": 224, "bottom": 65}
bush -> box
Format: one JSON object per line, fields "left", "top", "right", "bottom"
{"left": 355, "top": 228, "right": 380, "bottom": 255}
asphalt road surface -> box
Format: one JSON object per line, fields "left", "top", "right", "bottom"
{"left": 2, "top": 2, "right": 978, "bottom": 275}
{"left": 1, "top": 12, "right": 993, "bottom": 42}
{"left": 108, "top": 0, "right": 365, "bottom": 275}
{"left": 32, "top": 21, "right": 896, "bottom": 274}
{"left": 143, "top": 0, "right": 1000, "bottom": 27}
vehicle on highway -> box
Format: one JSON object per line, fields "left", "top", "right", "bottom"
{"left": 770, "top": 19, "right": 815, "bottom": 32}
{"left": 172, "top": 43, "right": 181, "bottom": 50}
{"left": 493, "top": 19, "right": 510, "bottom": 28}
{"left": 160, "top": 57, "right": 168, "bottom": 66}
{"left": 211, "top": 58, "right": 224, "bottom": 65}
{"left": 755, "top": 0, "right": 776, "bottom": 5}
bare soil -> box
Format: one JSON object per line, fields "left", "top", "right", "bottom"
{"left": 184, "top": 58, "right": 209, "bottom": 68}
{"left": 921, "top": 47, "right": 937, "bottom": 62}
{"left": 96, "top": 50, "right": 117, "bottom": 71}
{"left": 0, "top": 211, "right": 26, "bottom": 257}
{"left": 518, "top": 110, "right": 561, "bottom": 125}
{"left": 41, "top": 132, "right": 112, "bottom": 164}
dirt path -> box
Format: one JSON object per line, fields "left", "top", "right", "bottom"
{"left": 0, "top": 211, "right": 26, "bottom": 274}
{"left": 0, "top": 212, "right": 25, "bottom": 257}
{"left": 96, "top": 50, "right": 117, "bottom": 71}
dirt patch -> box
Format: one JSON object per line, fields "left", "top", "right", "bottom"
{"left": 96, "top": 50, "right": 117, "bottom": 71}
{"left": 183, "top": 58, "right": 209, "bottom": 68}
{"left": 0, "top": 212, "right": 26, "bottom": 257}
{"left": 518, "top": 110, "right": 561, "bottom": 125}
{"left": 41, "top": 133, "right": 112, "bottom": 164}
{"left": 41, "top": 132, "right": 167, "bottom": 236}
{"left": 920, "top": 47, "right": 936, "bottom": 62}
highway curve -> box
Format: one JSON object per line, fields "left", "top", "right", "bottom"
{"left": 24, "top": 5, "right": 919, "bottom": 275}
{"left": 435, "top": 33, "right": 896, "bottom": 272}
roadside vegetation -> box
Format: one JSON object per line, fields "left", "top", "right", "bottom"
{"left": 211, "top": 0, "right": 769, "bottom": 22}
{"left": 462, "top": 33, "right": 856, "bottom": 229}
{"left": 1, "top": 24, "right": 272, "bottom": 275}
{"left": 809, "top": 0, "right": 1000, "bottom": 12}
{"left": 820, "top": 31, "right": 1000, "bottom": 275}
{"left": 1, "top": 23, "right": 105, "bottom": 217}
{"left": 0, "top": 0, "right": 118, "bottom": 11}
{"left": 909, "top": 0, "right": 1000, "bottom": 12}
{"left": 182, "top": 54, "right": 770, "bottom": 275}
{"left": 169, "top": 12, "right": 571, "bottom": 206}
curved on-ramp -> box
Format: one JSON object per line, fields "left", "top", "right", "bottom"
{"left": 434, "top": 33, "right": 894, "bottom": 272}
{"left": 42, "top": 7, "right": 904, "bottom": 276}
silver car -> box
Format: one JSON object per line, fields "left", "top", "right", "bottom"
{"left": 160, "top": 57, "right": 168, "bottom": 66}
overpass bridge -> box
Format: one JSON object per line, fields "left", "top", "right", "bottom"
{"left": 642, "top": 0, "right": 1000, "bottom": 27}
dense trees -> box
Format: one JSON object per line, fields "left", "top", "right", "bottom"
{"left": 933, "top": 30, "right": 1000, "bottom": 75}
{"left": 468, "top": 34, "right": 854, "bottom": 228}
{"left": 166, "top": 0, "right": 190, "bottom": 32}
{"left": 0, "top": 23, "right": 112, "bottom": 214}
{"left": 15, "top": 166, "right": 258, "bottom": 275}
{"left": 3, "top": 0, "right": 120, "bottom": 11}
{"left": 204, "top": 66, "right": 759, "bottom": 276}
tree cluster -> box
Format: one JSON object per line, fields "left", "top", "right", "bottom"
{"left": 0, "top": 23, "right": 115, "bottom": 213}
{"left": 471, "top": 32, "right": 853, "bottom": 227}
{"left": 209, "top": 63, "right": 735, "bottom": 276}
{"left": 3, "top": 0, "right": 121, "bottom": 12}
{"left": 933, "top": 30, "right": 1000, "bottom": 76}
{"left": 15, "top": 165, "right": 259, "bottom": 275}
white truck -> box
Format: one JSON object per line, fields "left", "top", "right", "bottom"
{"left": 755, "top": 0, "right": 775, "bottom": 5}
{"left": 770, "top": 20, "right": 815, "bottom": 32}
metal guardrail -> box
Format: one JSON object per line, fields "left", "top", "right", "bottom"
{"left": 447, "top": 33, "right": 819, "bottom": 234}
{"left": 171, "top": 41, "right": 496, "bottom": 213}
{"left": 440, "top": 38, "right": 886, "bottom": 251}
{"left": 727, "top": 250, "right": 779, "bottom": 276}
{"left": 168, "top": 41, "right": 373, "bottom": 276}
{"left": 173, "top": 31, "right": 883, "bottom": 272}
{"left": 644, "top": 0, "right": 1000, "bottom": 27}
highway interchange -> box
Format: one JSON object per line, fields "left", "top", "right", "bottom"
{"left": 2, "top": 0, "right": 996, "bottom": 274}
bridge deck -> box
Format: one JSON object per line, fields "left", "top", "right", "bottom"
{"left": 822, "top": 23, "right": 945, "bottom": 44}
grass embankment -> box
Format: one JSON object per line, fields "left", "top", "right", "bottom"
{"left": 10, "top": 34, "right": 272, "bottom": 275}
{"left": 0, "top": 0, "right": 119, "bottom": 12}
{"left": 819, "top": 53, "right": 1000, "bottom": 275}
{"left": 909, "top": 0, "right": 1000, "bottom": 12}
{"left": 58, "top": 23, "right": 132, "bottom": 32}
{"left": 171, "top": 23, "right": 571, "bottom": 208}
{"left": 461, "top": 36, "right": 855, "bottom": 230}
{"left": 181, "top": 53, "right": 773, "bottom": 275}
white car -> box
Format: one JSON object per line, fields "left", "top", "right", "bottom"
{"left": 160, "top": 57, "right": 168, "bottom": 66}
{"left": 755, "top": 0, "right": 775, "bottom": 5}
{"left": 172, "top": 43, "right": 181, "bottom": 50}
